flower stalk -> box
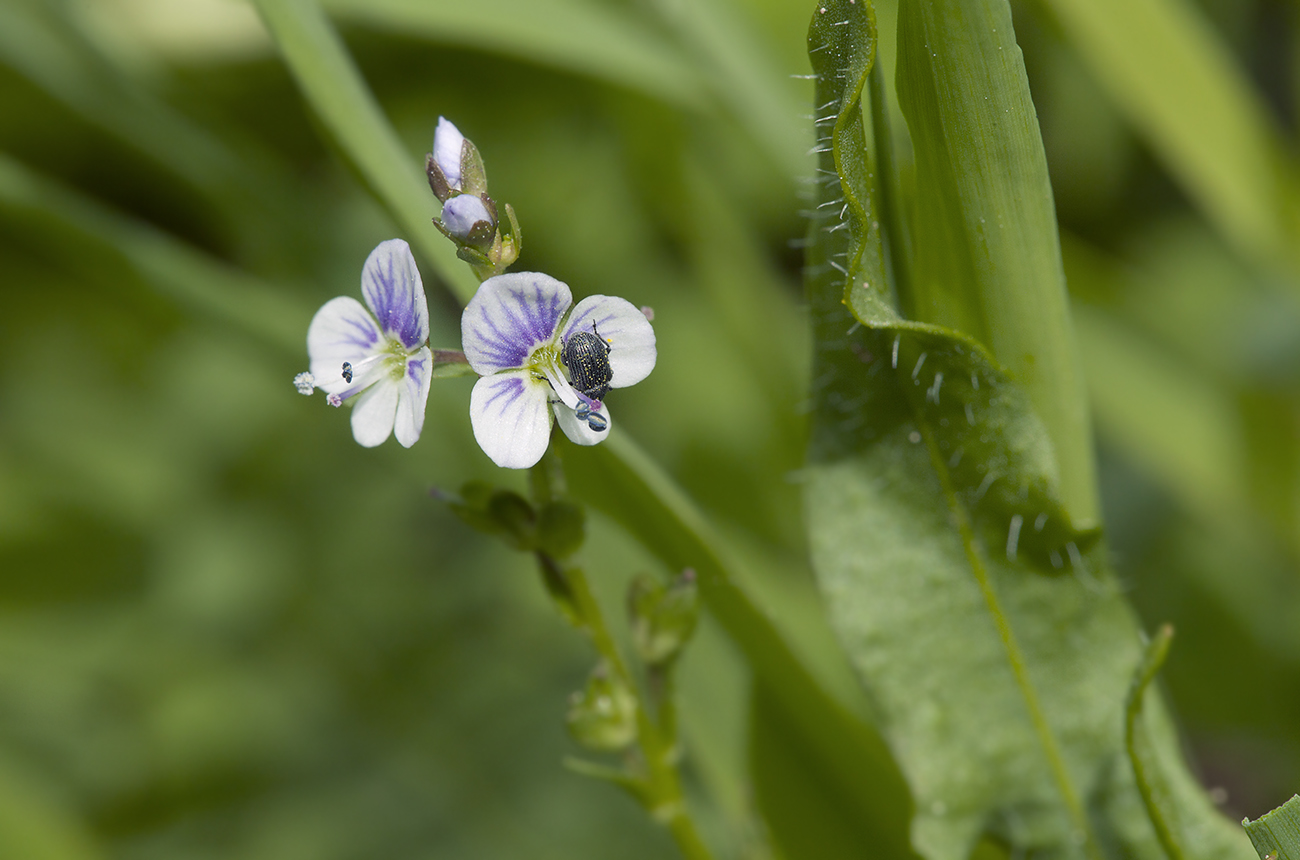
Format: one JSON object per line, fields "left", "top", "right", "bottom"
{"left": 530, "top": 449, "right": 713, "bottom": 860}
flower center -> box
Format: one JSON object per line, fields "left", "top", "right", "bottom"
{"left": 381, "top": 336, "right": 412, "bottom": 380}
{"left": 524, "top": 341, "right": 561, "bottom": 378}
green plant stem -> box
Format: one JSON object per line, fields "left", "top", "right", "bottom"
{"left": 532, "top": 448, "right": 713, "bottom": 860}
{"left": 920, "top": 423, "right": 1103, "bottom": 860}
{"left": 559, "top": 559, "right": 712, "bottom": 860}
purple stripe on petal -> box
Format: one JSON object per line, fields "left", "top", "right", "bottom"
{"left": 462, "top": 273, "right": 572, "bottom": 374}
{"left": 481, "top": 373, "right": 524, "bottom": 409}
{"left": 339, "top": 313, "right": 381, "bottom": 350}
{"left": 407, "top": 356, "right": 427, "bottom": 382}
{"left": 362, "top": 239, "right": 430, "bottom": 349}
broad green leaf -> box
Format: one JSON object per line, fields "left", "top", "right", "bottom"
{"left": 894, "top": 0, "right": 1096, "bottom": 523}
{"left": 1245, "top": 795, "right": 1300, "bottom": 860}
{"left": 803, "top": 1, "right": 1254, "bottom": 858}
{"left": 1034, "top": 0, "right": 1298, "bottom": 276}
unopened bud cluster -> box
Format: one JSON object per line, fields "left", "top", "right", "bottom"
{"left": 426, "top": 117, "right": 521, "bottom": 279}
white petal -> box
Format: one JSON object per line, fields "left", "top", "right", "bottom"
{"left": 554, "top": 401, "right": 612, "bottom": 447}
{"left": 361, "top": 239, "right": 429, "bottom": 350}
{"left": 393, "top": 347, "right": 433, "bottom": 448}
{"left": 461, "top": 272, "right": 572, "bottom": 375}
{"left": 469, "top": 371, "right": 553, "bottom": 469}
{"left": 561, "top": 295, "right": 657, "bottom": 388}
{"left": 350, "top": 379, "right": 399, "bottom": 447}
{"left": 307, "top": 296, "right": 382, "bottom": 394}
{"left": 433, "top": 117, "right": 465, "bottom": 189}
{"left": 441, "top": 194, "right": 493, "bottom": 239}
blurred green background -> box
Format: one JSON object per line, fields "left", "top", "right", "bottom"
{"left": 0, "top": 0, "right": 1298, "bottom": 857}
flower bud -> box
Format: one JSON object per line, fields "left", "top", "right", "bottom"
{"left": 440, "top": 194, "right": 494, "bottom": 243}
{"left": 566, "top": 663, "right": 637, "bottom": 752}
{"left": 627, "top": 569, "right": 699, "bottom": 666}
{"left": 432, "top": 117, "right": 465, "bottom": 191}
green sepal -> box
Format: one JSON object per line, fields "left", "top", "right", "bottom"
{"left": 459, "top": 138, "right": 489, "bottom": 198}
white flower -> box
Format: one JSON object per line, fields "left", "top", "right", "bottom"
{"left": 461, "top": 272, "right": 657, "bottom": 469}
{"left": 433, "top": 117, "right": 465, "bottom": 191}
{"left": 303, "top": 239, "right": 433, "bottom": 448}
{"left": 441, "top": 194, "right": 493, "bottom": 240}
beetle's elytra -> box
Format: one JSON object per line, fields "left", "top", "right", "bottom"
{"left": 561, "top": 323, "right": 613, "bottom": 402}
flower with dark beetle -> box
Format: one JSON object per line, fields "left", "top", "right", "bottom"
{"left": 461, "top": 272, "right": 656, "bottom": 469}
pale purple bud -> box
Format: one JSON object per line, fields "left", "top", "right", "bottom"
{"left": 433, "top": 117, "right": 465, "bottom": 190}
{"left": 441, "top": 194, "right": 493, "bottom": 239}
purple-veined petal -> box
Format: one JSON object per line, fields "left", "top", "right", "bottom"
{"left": 554, "top": 400, "right": 612, "bottom": 447}
{"left": 469, "top": 371, "right": 552, "bottom": 469}
{"left": 562, "top": 295, "right": 656, "bottom": 388}
{"left": 350, "top": 378, "right": 400, "bottom": 447}
{"left": 462, "top": 273, "right": 571, "bottom": 375}
{"left": 393, "top": 347, "right": 433, "bottom": 448}
{"left": 433, "top": 117, "right": 465, "bottom": 190}
{"left": 307, "top": 296, "right": 383, "bottom": 394}
{"left": 361, "top": 239, "right": 429, "bottom": 350}
{"left": 441, "top": 194, "right": 493, "bottom": 239}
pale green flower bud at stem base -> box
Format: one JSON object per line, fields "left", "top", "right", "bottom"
{"left": 566, "top": 663, "right": 638, "bottom": 752}
{"left": 627, "top": 570, "right": 699, "bottom": 666}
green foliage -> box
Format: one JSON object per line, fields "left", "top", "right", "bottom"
{"left": 1245, "top": 795, "right": 1300, "bottom": 860}
{"left": 803, "top": 0, "right": 1266, "bottom": 858}
{"left": 2, "top": 0, "right": 1299, "bottom": 855}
